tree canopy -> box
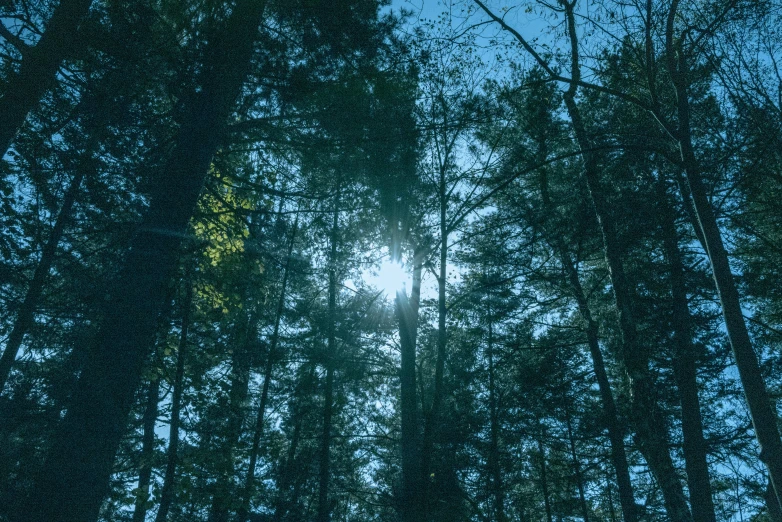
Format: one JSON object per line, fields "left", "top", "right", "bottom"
{"left": 2, "top": 0, "right": 782, "bottom": 521}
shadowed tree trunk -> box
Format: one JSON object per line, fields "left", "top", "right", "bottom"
{"left": 564, "top": 398, "right": 589, "bottom": 522}
{"left": 17, "top": 1, "right": 269, "bottom": 517}
{"left": 133, "top": 375, "right": 160, "bottom": 522}
{"left": 155, "top": 278, "right": 193, "bottom": 522}
{"left": 0, "top": 168, "right": 83, "bottom": 392}
{"left": 0, "top": 0, "right": 93, "bottom": 156}
{"left": 209, "top": 317, "right": 254, "bottom": 522}
{"left": 420, "top": 160, "right": 449, "bottom": 518}
{"left": 273, "top": 365, "right": 314, "bottom": 522}
{"left": 665, "top": 0, "right": 782, "bottom": 505}
{"left": 767, "top": 479, "right": 782, "bottom": 522}
{"left": 537, "top": 143, "right": 637, "bottom": 522}
{"left": 562, "top": 252, "right": 637, "bottom": 522}
{"left": 656, "top": 174, "right": 716, "bottom": 522}
{"left": 236, "top": 218, "right": 298, "bottom": 522}
{"left": 538, "top": 436, "right": 554, "bottom": 522}
{"left": 318, "top": 193, "right": 340, "bottom": 522}
{"left": 396, "top": 248, "right": 423, "bottom": 522}
{"left": 486, "top": 306, "right": 506, "bottom": 522}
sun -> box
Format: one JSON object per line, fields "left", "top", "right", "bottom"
{"left": 363, "top": 259, "right": 411, "bottom": 297}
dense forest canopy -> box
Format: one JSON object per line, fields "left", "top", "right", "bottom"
{"left": 1, "top": 0, "right": 782, "bottom": 521}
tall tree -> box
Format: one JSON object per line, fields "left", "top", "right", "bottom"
{"left": 18, "top": 0, "right": 270, "bottom": 517}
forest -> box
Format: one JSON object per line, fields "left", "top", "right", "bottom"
{"left": 1, "top": 0, "right": 781, "bottom": 521}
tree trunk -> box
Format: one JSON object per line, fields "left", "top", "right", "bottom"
{"left": 565, "top": 257, "right": 637, "bottom": 522}
{"left": 420, "top": 166, "right": 449, "bottom": 516}
{"left": 273, "top": 366, "right": 312, "bottom": 522}
{"left": 0, "top": 0, "right": 93, "bottom": 156}
{"left": 397, "top": 247, "right": 423, "bottom": 522}
{"left": 538, "top": 437, "right": 554, "bottom": 522}
{"left": 564, "top": 399, "right": 589, "bottom": 522}
{"left": 563, "top": 94, "right": 691, "bottom": 522}
{"left": 538, "top": 148, "right": 637, "bottom": 522}
{"left": 318, "top": 199, "right": 340, "bottom": 522}
{"left": 486, "top": 304, "right": 506, "bottom": 522}
{"left": 154, "top": 279, "right": 193, "bottom": 522}
{"left": 237, "top": 219, "right": 298, "bottom": 522}
{"left": 665, "top": 18, "right": 782, "bottom": 504}
{"left": 656, "top": 175, "right": 716, "bottom": 522}
{"left": 0, "top": 169, "right": 84, "bottom": 392}
{"left": 18, "top": 0, "right": 268, "bottom": 518}
{"left": 558, "top": 5, "right": 691, "bottom": 519}
{"left": 767, "top": 478, "right": 782, "bottom": 522}
{"left": 133, "top": 375, "right": 160, "bottom": 522}
{"left": 209, "top": 315, "right": 254, "bottom": 522}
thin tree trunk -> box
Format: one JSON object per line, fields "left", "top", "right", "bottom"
{"left": 273, "top": 366, "right": 312, "bottom": 522}
{"left": 656, "top": 175, "right": 717, "bottom": 522}
{"left": 273, "top": 410, "right": 303, "bottom": 522}
{"left": 420, "top": 165, "right": 449, "bottom": 516}
{"left": 486, "top": 303, "right": 506, "bottom": 522}
{"left": 209, "top": 316, "right": 254, "bottom": 522}
{"left": 154, "top": 279, "right": 193, "bottom": 522}
{"left": 0, "top": 169, "right": 84, "bottom": 392}
{"left": 133, "top": 375, "right": 160, "bottom": 522}
{"left": 665, "top": 5, "right": 782, "bottom": 504}
{"left": 0, "top": 0, "right": 93, "bottom": 156}
{"left": 473, "top": 1, "right": 690, "bottom": 515}
{"left": 318, "top": 198, "right": 340, "bottom": 522}
{"left": 564, "top": 399, "right": 589, "bottom": 522}
{"left": 557, "top": 4, "right": 692, "bottom": 519}
{"left": 397, "top": 248, "right": 423, "bottom": 522}
{"left": 19, "top": 0, "right": 268, "bottom": 517}
{"left": 538, "top": 149, "right": 637, "bottom": 522}
{"left": 236, "top": 218, "right": 298, "bottom": 522}
{"left": 538, "top": 437, "right": 554, "bottom": 522}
